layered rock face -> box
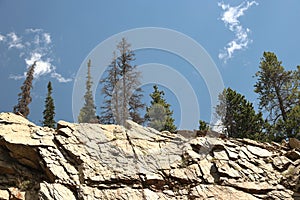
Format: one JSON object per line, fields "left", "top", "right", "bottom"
{"left": 0, "top": 112, "right": 299, "bottom": 200}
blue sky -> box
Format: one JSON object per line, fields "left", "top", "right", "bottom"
{"left": 0, "top": 1, "right": 299, "bottom": 129}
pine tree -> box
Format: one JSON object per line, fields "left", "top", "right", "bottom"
{"left": 129, "top": 87, "right": 145, "bottom": 124}
{"left": 13, "top": 62, "right": 36, "bottom": 118}
{"left": 99, "top": 52, "right": 119, "bottom": 124}
{"left": 199, "top": 120, "right": 209, "bottom": 131}
{"left": 78, "top": 59, "right": 97, "bottom": 123}
{"left": 284, "top": 104, "right": 300, "bottom": 139}
{"left": 285, "top": 66, "right": 300, "bottom": 139}
{"left": 216, "top": 88, "right": 265, "bottom": 141}
{"left": 145, "top": 85, "right": 176, "bottom": 132}
{"left": 99, "top": 38, "right": 144, "bottom": 125}
{"left": 254, "top": 52, "right": 299, "bottom": 140}
{"left": 42, "top": 81, "right": 55, "bottom": 128}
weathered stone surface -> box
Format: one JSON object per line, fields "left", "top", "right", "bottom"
{"left": 38, "top": 147, "right": 80, "bottom": 185}
{"left": 0, "top": 189, "right": 9, "bottom": 200}
{"left": 289, "top": 138, "right": 300, "bottom": 149}
{"left": 215, "top": 160, "right": 241, "bottom": 178}
{"left": 272, "top": 156, "right": 293, "bottom": 171}
{"left": 267, "top": 190, "right": 295, "bottom": 200}
{"left": 8, "top": 187, "right": 25, "bottom": 200}
{"left": 168, "top": 163, "right": 202, "bottom": 183}
{"left": 0, "top": 113, "right": 299, "bottom": 199}
{"left": 238, "top": 158, "right": 264, "bottom": 174}
{"left": 213, "top": 149, "right": 229, "bottom": 160}
{"left": 223, "top": 179, "right": 275, "bottom": 193}
{"left": 241, "top": 146, "right": 256, "bottom": 159}
{"left": 285, "top": 149, "right": 300, "bottom": 161}
{"left": 198, "top": 158, "right": 217, "bottom": 183}
{"left": 247, "top": 145, "right": 273, "bottom": 158}
{"left": 39, "top": 182, "right": 75, "bottom": 200}
{"left": 190, "top": 184, "right": 260, "bottom": 200}
{"left": 282, "top": 164, "right": 300, "bottom": 193}
{"left": 224, "top": 146, "right": 239, "bottom": 160}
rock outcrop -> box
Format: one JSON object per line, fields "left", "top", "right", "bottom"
{"left": 0, "top": 112, "right": 299, "bottom": 200}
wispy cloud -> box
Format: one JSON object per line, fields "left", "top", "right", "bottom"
{"left": 0, "top": 34, "right": 5, "bottom": 42}
{"left": 25, "top": 52, "right": 53, "bottom": 78}
{"left": 43, "top": 33, "right": 51, "bottom": 44}
{"left": 51, "top": 72, "right": 72, "bottom": 83}
{"left": 218, "top": 1, "right": 258, "bottom": 62}
{"left": 7, "top": 32, "right": 24, "bottom": 49}
{"left": 25, "top": 28, "right": 43, "bottom": 33}
{"left": 9, "top": 52, "right": 53, "bottom": 80}
{"left": 0, "top": 29, "right": 72, "bottom": 83}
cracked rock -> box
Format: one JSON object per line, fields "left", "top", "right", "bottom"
{"left": 0, "top": 113, "right": 299, "bottom": 199}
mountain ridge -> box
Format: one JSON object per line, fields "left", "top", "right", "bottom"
{"left": 0, "top": 112, "right": 299, "bottom": 200}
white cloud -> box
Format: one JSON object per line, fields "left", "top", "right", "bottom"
{"left": 1, "top": 29, "right": 72, "bottom": 83}
{"left": 7, "top": 32, "right": 24, "bottom": 49}
{"left": 0, "top": 34, "right": 5, "bottom": 42}
{"left": 25, "top": 28, "right": 43, "bottom": 33}
{"left": 9, "top": 74, "right": 25, "bottom": 80}
{"left": 218, "top": 1, "right": 258, "bottom": 62}
{"left": 51, "top": 72, "right": 72, "bottom": 83}
{"left": 10, "top": 51, "right": 72, "bottom": 83}
{"left": 25, "top": 52, "right": 53, "bottom": 78}
{"left": 34, "top": 35, "right": 40, "bottom": 45}
{"left": 43, "top": 33, "right": 51, "bottom": 44}
{"left": 10, "top": 52, "right": 55, "bottom": 80}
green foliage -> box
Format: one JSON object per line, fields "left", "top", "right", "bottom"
{"left": 78, "top": 59, "right": 97, "bottom": 123}
{"left": 216, "top": 87, "right": 265, "bottom": 141}
{"left": 99, "top": 38, "right": 145, "bottom": 125}
{"left": 99, "top": 52, "right": 119, "bottom": 124}
{"left": 145, "top": 85, "right": 176, "bottom": 132}
{"left": 42, "top": 81, "right": 56, "bottom": 128}
{"left": 254, "top": 52, "right": 299, "bottom": 140}
{"left": 199, "top": 120, "right": 209, "bottom": 131}
{"left": 279, "top": 104, "right": 300, "bottom": 140}
{"left": 13, "top": 62, "right": 36, "bottom": 118}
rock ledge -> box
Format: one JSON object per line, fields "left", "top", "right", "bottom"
{"left": 0, "top": 112, "right": 299, "bottom": 200}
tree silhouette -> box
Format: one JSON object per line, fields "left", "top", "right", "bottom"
{"left": 78, "top": 59, "right": 97, "bottom": 123}
{"left": 100, "top": 38, "right": 144, "bottom": 125}
{"left": 145, "top": 85, "right": 176, "bottom": 132}
{"left": 199, "top": 120, "right": 209, "bottom": 131}
{"left": 42, "top": 81, "right": 56, "bottom": 128}
{"left": 99, "top": 52, "right": 119, "bottom": 124}
{"left": 13, "top": 62, "right": 36, "bottom": 118}
{"left": 216, "top": 88, "right": 265, "bottom": 141}
{"left": 254, "top": 52, "right": 299, "bottom": 140}
{"left": 129, "top": 87, "right": 145, "bottom": 125}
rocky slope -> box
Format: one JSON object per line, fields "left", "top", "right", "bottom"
{"left": 0, "top": 112, "right": 299, "bottom": 200}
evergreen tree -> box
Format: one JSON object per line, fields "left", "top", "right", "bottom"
{"left": 216, "top": 88, "right": 265, "bottom": 141}
{"left": 13, "top": 62, "right": 36, "bottom": 118}
{"left": 145, "top": 85, "right": 176, "bottom": 132}
{"left": 78, "top": 59, "right": 97, "bottom": 123}
{"left": 286, "top": 66, "right": 300, "bottom": 139}
{"left": 254, "top": 52, "right": 299, "bottom": 140}
{"left": 129, "top": 87, "right": 145, "bottom": 124}
{"left": 42, "top": 81, "right": 55, "bottom": 128}
{"left": 199, "top": 120, "right": 209, "bottom": 131}
{"left": 284, "top": 104, "right": 300, "bottom": 139}
{"left": 99, "top": 38, "right": 144, "bottom": 125}
{"left": 99, "top": 52, "right": 119, "bottom": 124}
